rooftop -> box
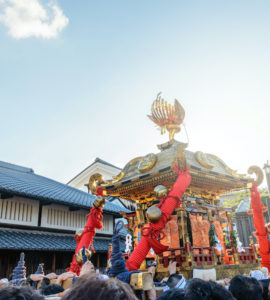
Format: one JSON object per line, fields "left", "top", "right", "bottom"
{"left": 67, "top": 157, "right": 121, "bottom": 184}
{"left": 0, "top": 161, "right": 130, "bottom": 215}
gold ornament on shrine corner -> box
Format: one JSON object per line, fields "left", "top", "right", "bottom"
{"left": 138, "top": 153, "right": 157, "bottom": 173}
{"left": 247, "top": 165, "right": 264, "bottom": 186}
{"left": 147, "top": 92, "right": 185, "bottom": 141}
{"left": 89, "top": 173, "right": 103, "bottom": 195}
{"left": 146, "top": 206, "right": 162, "bottom": 223}
{"left": 75, "top": 248, "right": 92, "bottom": 264}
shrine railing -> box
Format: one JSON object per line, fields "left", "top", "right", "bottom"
{"left": 238, "top": 246, "right": 258, "bottom": 265}
{"left": 157, "top": 244, "right": 258, "bottom": 268}
{"left": 158, "top": 242, "right": 216, "bottom": 268}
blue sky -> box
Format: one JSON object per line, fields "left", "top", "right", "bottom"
{"left": 0, "top": 0, "right": 269, "bottom": 187}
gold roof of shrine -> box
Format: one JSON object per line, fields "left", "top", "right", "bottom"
{"left": 99, "top": 140, "right": 253, "bottom": 202}
{"left": 91, "top": 94, "right": 262, "bottom": 202}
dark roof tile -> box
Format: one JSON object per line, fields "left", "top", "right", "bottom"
{"left": 0, "top": 228, "right": 124, "bottom": 252}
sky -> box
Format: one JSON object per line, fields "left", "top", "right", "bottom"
{"left": 0, "top": 0, "right": 269, "bottom": 188}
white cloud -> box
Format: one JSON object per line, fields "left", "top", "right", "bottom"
{"left": 0, "top": 0, "right": 69, "bottom": 39}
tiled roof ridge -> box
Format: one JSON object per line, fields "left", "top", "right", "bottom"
{"left": 0, "top": 229, "right": 124, "bottom": 252}
{"left": 0, "top": 227, "right": 75, "bottom": 237}
{"left": 0, "top": 161, "right": 34, "bottom": 174}
{"left": 0, "top": 160, "right": 131, "bottom": 215}
{"left": 94, "top": 157, "right": 121, "bottom": 170}
{"left": 0, "top": 228, "right": 114, "bottom": 242}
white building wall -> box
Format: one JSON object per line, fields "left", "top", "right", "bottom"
{"left": 41, "top": 204, "right": 113, "bottom": 234}
{"left": 0, "top": 196, "right": 39, "bottom": 226}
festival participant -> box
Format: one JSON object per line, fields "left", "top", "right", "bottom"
{"left": 41, "top": 283, "right": 64, "bottom": 296}
{"left": 79, "top": 260, "right": 96, "bottom": 277}
{"left": 208, "top": 281, "right": 235, "bottom": 300}
{"left": 163, "top": 274, "right": 186, "bottom": 291}
{"left": 126, "top": 165, "right": 191, "bottom": 271}
{"left": 250, "top": 269, "right": 270, "bottom": 300}
{"left": 61, "top": 274, "right": 137, "bottom": 300}
{"left": 149, "top": 260, "right": 178, "bottom": 286}
{"left": 56, "top": 271, "right": 76, "bottom": 286}
{"left": 184, "top": 278, "right": 212, "bottom": 300}
{"left": 0, "top": 285, "right": 44, "bottom": 300}
{"left": 160, "top": 261, "right": 187, "bottom": 292}
{"left": 25, "top": 271, "right": 58, "bottom": 288}
{"left": 184, "top": 278, "right": 234, "bottom": 300}
{"left": 157, "top": 288, "right": 185, "bottom": 300}
{"left": 229, "top": 275, "right": 263, "bottom": 300}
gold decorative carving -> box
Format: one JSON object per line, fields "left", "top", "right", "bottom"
{"left": 100, "top": 157, "right": 143, "bottom": 187}
{"left": 194, "top": 151, "right": 213, "bottom": 169}
{"left": 89, "top": 173, "right": 103, "bottom": 195}
{"left": 136, "top": 208, "right": 145, "bottom": 225}
{"left": 138, "top": 153, "right": 157, "bottom": 173}
{"left": 75, "top": 248, "right": 92, "bottom": 264}
{"left": 100, "top": 140, "right": 252, "bottom": 201}
{"left": 248, "top": 165, "right": 264, "bottom": 186}
{"left": 112, "top": 171, "right": 125, "bottom": 182}
{"left": 148, "top": 93, "right": 185, "bottom": 141}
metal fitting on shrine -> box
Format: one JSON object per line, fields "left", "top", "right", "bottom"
{"left": 146, "top": 206, "right": 162, "bottom": 223}
{"left": 93, "top": 196, "right": 106, "bottom": 209}
{"left": 75, "top": 248, "right": 92, "bottom": 264}
{"left": 154, "top": 185, "right": 168, "bottom": 199}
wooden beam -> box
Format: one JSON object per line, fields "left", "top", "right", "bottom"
{"left": 0, "top": 193, "right": 13, "bottom": 199}
{"left": 69, "top": 207, "right": 80, "bottom": 212}
{"left": 52, "top": 252, "right": 56, "bottom": 273}
{"left": 97, "top": 254, "right": 100, "bottom": 269}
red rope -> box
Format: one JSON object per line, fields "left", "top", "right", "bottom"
{"left": 126, "top": 166, "right": 191, "bottom": 271}
{"left": 250, "top": 182, "right": 270, "bottom": 271}
{"left": 68, "top": 205, "right": 104, "bottom": 275}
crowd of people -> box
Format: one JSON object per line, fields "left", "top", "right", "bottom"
{"left": 0, "top": 258, "right": 270, "bottom": 300}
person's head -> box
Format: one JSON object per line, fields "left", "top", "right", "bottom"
{"left": 158, "top": 288, "right": 185, "bottom": 300}
{"left": 229, "top": 275, "right": 263, "bottom": 300}
{"left": 79, "top": 260, "right": 95, "bottom": 276}
{"left": 62, "top": 273, "right": 137, "bottom": 300}
{"left": 42, "top": 284, "right": 64, "bottom": 296}
{"left": 259, "top": 279, "right": 270, "bottom": 300}
{"left": 167, "top": 274, "right": 186, "bottom": 289}
{"left": 208, "top": 280, "right": 235, "bottom": 300}
{"left": 0, "top": 285, "right": 44, "bottom": 300}
{"left": 184, "top": 278, "right": 212, "bottom": 300}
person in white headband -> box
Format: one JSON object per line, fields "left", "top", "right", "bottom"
{"left": 163, "top": 273, "right": 186, "bottom": 292}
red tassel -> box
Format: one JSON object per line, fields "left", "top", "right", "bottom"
{"left": 96, "top": 187, "right": 103, "bottom": 196}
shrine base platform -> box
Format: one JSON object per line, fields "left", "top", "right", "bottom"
{"left": 156, "top": 262, "right": 261, "bottom": 280}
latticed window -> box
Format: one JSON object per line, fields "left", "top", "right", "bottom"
{"left": 0, "top": 197, "right": 39, "bottom": 226}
